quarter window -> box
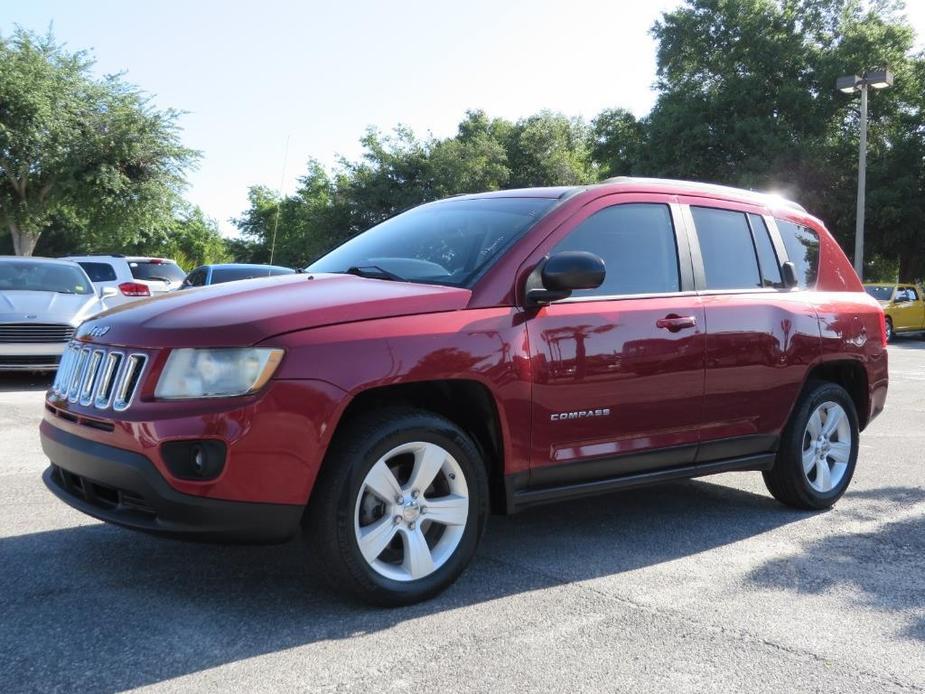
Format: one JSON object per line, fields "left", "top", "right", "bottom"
{"left": 747, "top": 214, "right": 783, "bottom": 288}
{"left": 691, "top": 207, "right": 761, "bottom": 290}
{"left": 552, "top": 203, "right": 680, "bottom": 297}
{"left": 76, "top": 262, "right": 117, "bottom": 282}
{"left": 897, "top": 287, "right": 918, "bottom": 302}
{"left": 776, "top": 220, "right": 820, "bottom": 289}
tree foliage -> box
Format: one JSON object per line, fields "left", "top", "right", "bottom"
{"left": 0, "top": 28, "right": 198, "bottom": 255}
{"left": 644, "top": 0, "right": 925, "bottom": 278}
{"left": 234, "top": 0, "right": 924, "bottom": 280}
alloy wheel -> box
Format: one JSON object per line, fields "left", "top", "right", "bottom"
{"left": 353, "top": 441, "right": 469, "bottom": 582}
{"left": 802, "top": 401, "right": 852, "bottom": 493}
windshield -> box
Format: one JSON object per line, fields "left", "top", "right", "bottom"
{"left": 307, "top": 197, "right": 557, "bottom": 287}
{"left": 864, "top": 285, "right": 894, "bottom": 301}
{"left": 129, "top": 260, "right": 186, "bottom": 283}
{"left": 0, "top": 261, "right": 92, "bottom": 294}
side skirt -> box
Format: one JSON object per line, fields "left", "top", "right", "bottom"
{"left": 505, "top": 453, "right": 775, "bottom": 514}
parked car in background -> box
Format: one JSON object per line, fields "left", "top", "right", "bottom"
{"left": 864, "top": 282, "right": 925, "bottom": 341}
{"left": 64, "top": 255, "right": 186, "bottom": 307}
{"left": 41, "top": 178, "right": 888, "bottom": 606}
{"left": 0, "top": 257, "right": 111, "bottom": 371}
{"left": 180, "top": 263, "right": 294, "bottom": 288}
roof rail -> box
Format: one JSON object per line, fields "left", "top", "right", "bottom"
{"left": 602, "top": 176, "right": 807, "bottom": 214}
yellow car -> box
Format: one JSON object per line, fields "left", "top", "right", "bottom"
{"left": 864, "top": 283, "right": 925, "bottom": 341}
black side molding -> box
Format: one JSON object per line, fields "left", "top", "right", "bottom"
{"left": 505, "top": 453, "right": 775, "bottom": 513}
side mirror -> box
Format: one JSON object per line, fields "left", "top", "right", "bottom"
{"left": 781, "top": 261, "right": 799, "bottom": 289}
{"left": 526, "top": 251, "right": 606, "bottom": 306}
{"left": 100, "top": 286, "right": 118, "bottom": 298}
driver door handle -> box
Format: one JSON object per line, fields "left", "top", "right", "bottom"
{"left": 656, "top": 314, "right": 697, "bottom": 332}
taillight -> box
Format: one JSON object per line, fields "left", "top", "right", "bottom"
{"left": 119, "top": 282, "right": 151, "bottom": 297}
{"left": 878, "top": 310, "right": 887, "bottom": 347}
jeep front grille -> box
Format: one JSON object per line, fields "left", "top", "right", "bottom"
{"left": 52, "top": 343, "right": 148, "bottom": 411}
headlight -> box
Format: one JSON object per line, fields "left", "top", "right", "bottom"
{"left": 154, "top": 348, "right": 284, "bottom": 400}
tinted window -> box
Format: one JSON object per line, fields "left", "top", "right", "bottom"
{"left": 77, "top": 261, "right": 117, "bottom": 282}
{"left": 552, "top": 203, "right": 679, "bottom": 297}
{"left": 747, "top": 214, "right": 782, "bottom": 288}
{"left": 211, "top": 266, "right": 293, "bottom": 284}
{"left": 691, "top": 207, "right": 761, "bottom": 290}
{"left": 865, "top": 285, "right": 894, "bottom": 301}
{"left": 309, "top": 197, "right": 556, "bottom": 287}
{"left": 776, "top": 220, "right": 820, "bottom": 289}
{"left": 129, "top": 260, "right": 186, "bottom": 283}
{"left": 182, "top": 268, "right": 207, "bottom": 288}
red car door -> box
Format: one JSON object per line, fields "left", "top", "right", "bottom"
{"left": 523, "top": 194, "right": 707, "bottom": 487}
{"left": 681, "top": 201, "right": 822, "bottom": 459}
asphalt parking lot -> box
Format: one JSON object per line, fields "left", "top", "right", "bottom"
{"left": 1, "top": 341, "right": 924, "bottom": 693}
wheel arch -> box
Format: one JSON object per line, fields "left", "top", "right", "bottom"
{"left": 312, "top": 379, "right": 509, "bottom": 514}
{"left": 801, "top": 359, "right": 871, "bottom": 430}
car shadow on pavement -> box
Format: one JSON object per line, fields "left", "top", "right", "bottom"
{"left": 889, "top": 335, "right": 925, "bottom": 350}
{"left": 0, "top": 477, "right": 814, "bottom": 692}
{"left": 0, "top": 372, "right": 54, "bottom": 393}
{"left": 747, "top": 485, "right": 925, "bottom": 643}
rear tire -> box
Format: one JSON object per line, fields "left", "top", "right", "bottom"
{"left": 304, "top": 408, "right": 489, "bottom": 606}
{"left": 763, "top": 381, "right": 859, "bottom": 510}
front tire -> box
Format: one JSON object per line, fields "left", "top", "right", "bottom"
{"left": 305, "top": 408, "right": 489, "bottom": 606}
{"left": 763, "top": 381, "right": 859, "bottom": 510}
{"left": 885, "top": 317, "right": 894, "bottom": 343}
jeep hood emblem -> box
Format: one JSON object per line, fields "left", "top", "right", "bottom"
{"left": 87, "top": 325, "right": 111, "bottom": 338}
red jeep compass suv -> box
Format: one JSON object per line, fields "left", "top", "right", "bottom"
{"left": 41, "top": 178, "right": 888, "bottom": 605}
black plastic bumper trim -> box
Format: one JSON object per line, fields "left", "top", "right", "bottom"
{"left": 40, "top": 420, "right": 303, "bottom": 543}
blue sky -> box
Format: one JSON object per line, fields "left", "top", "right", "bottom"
{"left": 3, "top": 0, "right": 924, "bottom": 235}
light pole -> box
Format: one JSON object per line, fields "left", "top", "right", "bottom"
{"left": 836, "top": 69, "right": 893, "bottom": 280}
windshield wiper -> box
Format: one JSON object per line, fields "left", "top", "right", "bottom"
{"left": 344, "top": 265, "right": 405, "bottom": 282}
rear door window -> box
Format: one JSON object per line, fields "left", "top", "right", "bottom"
{"left": 551, "top": 203, "right": 680, "bottom": 297}
{"left": 775, "top": 220, "right": 820, "bottom": 289}
{"left": 129, "top": 261, "right": 186, "bottom": 283}
{"left": 76, "top": 262, "right": 117, "bottom": 282}
{"left": 690, "top": 207, "right": 762, "bottom": 290}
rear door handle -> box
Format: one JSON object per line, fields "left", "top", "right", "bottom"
{"left": 656, "top": 314, "right": 697, "bottom": 332}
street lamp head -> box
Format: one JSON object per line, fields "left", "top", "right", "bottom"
{"left": 866, "top": 68, "right": 893, "bottom": 90}
{"left": 836, "top": 74, "right": 861, "bottom": 93}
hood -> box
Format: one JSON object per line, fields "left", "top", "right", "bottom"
{"left": 0, "top": 290, "right": 104, "bottom": 326}
{"left": 76, "top": 273, "right": 472, "bottom": 348}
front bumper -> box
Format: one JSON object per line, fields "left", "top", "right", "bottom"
{"left": 0, "top": 342, "right": 66, "bottom": 371}
{"left": 41, "top": 421, "right": 303, "bottom": 543}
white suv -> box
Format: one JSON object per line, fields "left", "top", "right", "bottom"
{"left": 63, "top": 256, "right": 186, "bottom": 307}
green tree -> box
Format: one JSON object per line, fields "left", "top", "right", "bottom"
{"left": 0, "top": 28, "right": 197, "bottom": 255}
{"left": 503, "top": 111, "right": 594, "bottom": 187}
{"left": 645, "top": 0, "right": 925, "bottom": 275}
{"left": 589, "top": 108, "right": 645, "bottom": 178}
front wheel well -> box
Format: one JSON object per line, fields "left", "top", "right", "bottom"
{"left": 325, "top": 380, "right": 508, "bottom": 513}
{"left": 803, "top": 361, "right": 870, "bottom": 430}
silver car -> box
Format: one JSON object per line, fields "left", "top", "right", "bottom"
{"left": 0, "top": 257, "right": 113, "bottom": 371}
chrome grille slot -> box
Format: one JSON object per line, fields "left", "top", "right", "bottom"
{"left": 78, "top": 350, "right": 105, "bottom": 406}
{"left": 67, "top": 348, "right": 91, "bottom": 402}
{"left": 94, "top": 352, "right": 123, "bottom": 409}
{"left": 50, "top": 342, "right": 148, "bottom": 412}
{"left": 61, "top": 344, "right": 82, "bottom": 395}
{"left": 51, "top": 347, "right": 71, "bottom": 394}
{"left": 112, "top": 354, "right": 147, "bottom": 411}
